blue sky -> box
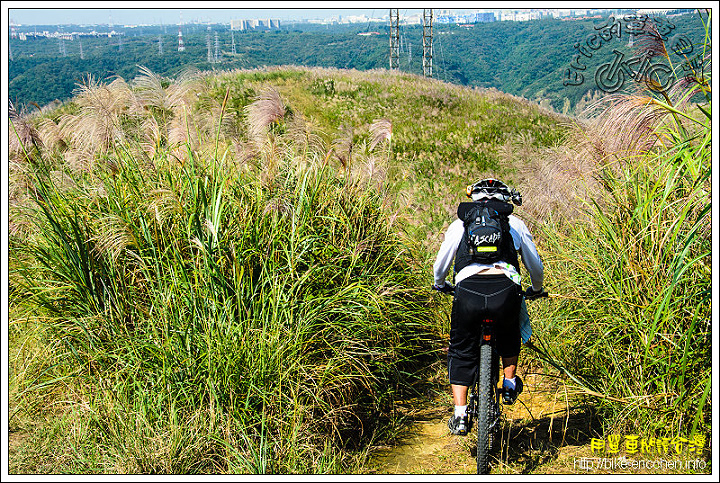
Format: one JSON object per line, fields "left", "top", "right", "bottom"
{"left": 7, "top": 3, "right": 438, "bottom": 26}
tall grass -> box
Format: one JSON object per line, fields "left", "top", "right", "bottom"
{"left": 9, "top": 76, "right": 441, "bottom": 473}
{"left": 529, "top": 14, "right": 711, "bottom": 442}
{"left": 9, "top": 61, "right": 571, "bottom": 473}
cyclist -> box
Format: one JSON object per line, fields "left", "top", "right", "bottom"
{"left": 432, "top": 179, "right": 544, "bottom": 436}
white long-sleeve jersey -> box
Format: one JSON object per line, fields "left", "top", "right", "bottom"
{"left": 433, "top": 214, "right": 544, "bottom": 291}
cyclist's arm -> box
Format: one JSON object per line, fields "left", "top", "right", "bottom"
{"left": 509, "top": 216, "right": 544, "bottom": 292}
{"left": 433, "top": 219, "right": 464, "bottom": 287}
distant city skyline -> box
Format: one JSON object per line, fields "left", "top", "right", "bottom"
{"left": 8, "top": 3, "right": 695, "bottom": 29}
{"left": 7, "top": 4, "right": 439, "bottom": 26}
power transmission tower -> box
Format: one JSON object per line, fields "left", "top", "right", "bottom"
{"left": 206, "top": 30, "right": 213, "bottom": 63}
{"left": 79, "top": 36, "right": 84, "bottom": 59}
{"left": 214, "top": 31, "right": 219, "bottom": 63}
{"left": 59, "top": 36, "right": 66, "bottom": 57}
{"left": 422, "top": 9, "right": 433, "bottom": 77}
{"left": 231, "top": 30, "right": 236, "bottom": 55}
{"left": 389, "top": 9, "right": 399, "bottom": 70}
{"left": 158, "top": 34, "right": 163, "bottom": 55}
{"left": 178, "top": 26, "right": 185, "bottom": 52}
{"left": 9, "top": 39, "right": 13, "bottom": 61}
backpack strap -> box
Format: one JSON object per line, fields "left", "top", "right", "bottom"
{"left": 457, "top": 200, "right": 513, "bottom": 221}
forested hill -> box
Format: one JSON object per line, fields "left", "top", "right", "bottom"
{"left": 8, "top": 11, "right": 706, "bottom": 114}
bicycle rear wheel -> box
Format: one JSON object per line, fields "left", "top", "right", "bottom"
{"left": 476, "top": 342, "right": 494, "bottom": 474}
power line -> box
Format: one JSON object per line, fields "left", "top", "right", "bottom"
{"left": 399, "top": 10, "right": 411, "bottom": 70}
{"left": 436, "top": 28, "right": 448, "bottom": 82}
{"left": 207, "top": 28, "right": 213, "bottom": 63}
{"left": 346, "top": 9, "right": 375, "bottom": 70}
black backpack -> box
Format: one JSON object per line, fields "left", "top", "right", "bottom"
{"left": 455, "top": 200, "right": 519, "bottom": 271}
{"left": 465, "top": 205, "right": 504, "bottom": 263}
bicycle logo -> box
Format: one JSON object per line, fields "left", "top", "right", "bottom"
{"left": 595, "top": 49, "right": 673, "bottom": 93}
{"left": 562, "top": 13, "right": 705, "bottom": 94}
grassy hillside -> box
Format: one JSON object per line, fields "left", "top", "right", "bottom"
{"left": 8, "top": 19, "right": 711, "bottom": 471}
{"left": 8, "top": 66, "right": 567, "bottom": 473}
{"left": 8, "top": 11, "right": 708, "bottom": 113}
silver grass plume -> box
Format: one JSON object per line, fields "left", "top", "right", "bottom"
{"left": 331, "top": 124, "right": 354, "bottom": 170}
{"left": 59, "top": 75, "right": 139, "bottom": 155}
{"left": 9, "top": 99, "right": 42, "bottom": 159}
{"left": 90, "top": 214, "right": 136, "bottom": 263}
{"left": 368, "top": 118, "right": 392, "bottom": 152}
{"left": 245, "top": 86, "right": 286, "bottom": 146}
{"left": 133, "top": 65, "right": 192, "bottom": 113}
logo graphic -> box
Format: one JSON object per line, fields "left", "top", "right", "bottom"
{"left": 471, "top": 232, "right": 501, "bottom": 245}
{"left": 594, "top": 49, "right": 673, "bottom": 93}
{"left": 562, "top": 14, "right": 702, "bottom": 93}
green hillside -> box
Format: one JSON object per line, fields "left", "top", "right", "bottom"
{"left": 8, "top": 11, "right": 708, "bottom": 113}
{"left": 8, "top": 24, "right": 711, "bottom": 473}
{"left": 8, "top": 66, "right": 568, "bottom": 473}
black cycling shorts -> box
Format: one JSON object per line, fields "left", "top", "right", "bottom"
{"left": 448, "top": 274, "right": 522, "bottom": 386}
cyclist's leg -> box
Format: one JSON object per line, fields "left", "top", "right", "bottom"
{"left": 447, "top": 280, "right": 485, "bottom": 390}
{"left": 485, "top": 278, "right": 522, "bottom": 364}
{"left": 502, "top": 356, "right": 518, "bottom": 380}
{"left": 452, "top": 275, "right": 521, "bottom": 379}
{"left": 482, "top": 277, "right": 522, "bottom": 400}
{"left": 451, "top": 384, "right": 469, "bottom": 406}
{"left": 447, "top": 287, "right": 481, "bottom": 435}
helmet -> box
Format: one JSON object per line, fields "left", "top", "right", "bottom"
{"left": 466, "top": 178, "right": 522, "bottom": 206}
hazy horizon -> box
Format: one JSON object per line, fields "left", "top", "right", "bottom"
{"left": 8, "top": 6, "right": 433, "bottom": 26}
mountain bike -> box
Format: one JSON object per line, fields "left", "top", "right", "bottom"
{"left": 437, "top": 283, "right": 548, "bottom": 474}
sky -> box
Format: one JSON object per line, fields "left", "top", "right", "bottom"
{"left": 8, "top": 1, "right": 685, "bottom": 27}
{"left": 6, "top": 2, "right": 443, "bottom": 26}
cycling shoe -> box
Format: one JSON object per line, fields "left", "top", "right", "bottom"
{"left": 502, "top": 376, "right": 523, "bottom": 405}
{"left": 447, "top": 415, "right": 469, "bottom": 436}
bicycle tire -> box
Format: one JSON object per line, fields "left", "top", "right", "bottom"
{"left": 489, "top": 350, "right": 500, "bottom": 452}
{"left": 477, "top": 342, "right": 494, "bottom": 474}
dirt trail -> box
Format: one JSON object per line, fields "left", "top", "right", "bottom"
{"left": 369, "top": 372, "right": 597, "bottom": 474}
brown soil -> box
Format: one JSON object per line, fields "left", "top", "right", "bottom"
{"left": 368, "top": 370, "right": 605, "bottom": 475}
{"left": 367, "top": 368, "right": 711, "bottom": 475}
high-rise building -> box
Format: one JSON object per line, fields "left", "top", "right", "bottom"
{"left": 231, "top": 18, "right": 280, "bottom": 31}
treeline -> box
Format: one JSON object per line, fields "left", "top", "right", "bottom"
{"left": 9, "top": 12, "right": 707, "bottom": 113}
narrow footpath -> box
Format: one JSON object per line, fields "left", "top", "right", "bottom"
{"left": 369, "top": 371, "right": 601, "bottom": 474}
